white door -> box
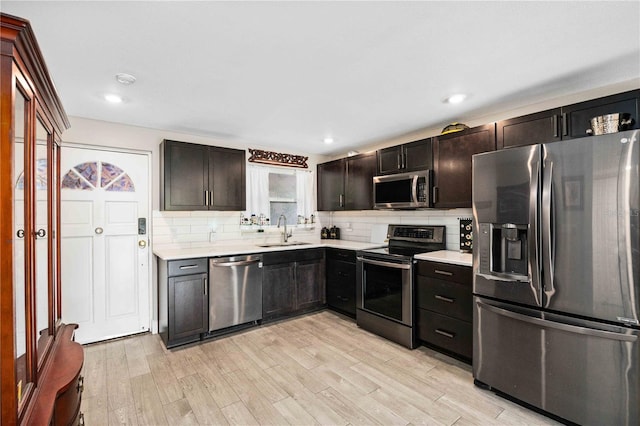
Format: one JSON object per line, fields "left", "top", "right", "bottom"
{"left": 60, "top": 146, "right": 150, "bottom": 344}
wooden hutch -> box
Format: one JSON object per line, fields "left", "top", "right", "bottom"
{"left": 1, "top": 13, "right": 84, "bottom": 425}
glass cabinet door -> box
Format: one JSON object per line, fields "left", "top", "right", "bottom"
{"left": 14, "top": 88, "right": 31, "bottom": 408}
{"left": 35, "top": 117, "right": 52, "bottom": 368}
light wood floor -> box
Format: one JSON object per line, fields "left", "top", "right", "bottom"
{"left": 80, "top": 310, "right": 560, "bottom": 425}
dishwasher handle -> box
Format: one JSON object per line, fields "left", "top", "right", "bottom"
{"left": 211, "top": 258, "right": 262, "bottom": 267}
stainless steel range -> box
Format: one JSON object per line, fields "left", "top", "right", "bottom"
{"left": 356, "top": 224, "right": 446, "bottom": 348}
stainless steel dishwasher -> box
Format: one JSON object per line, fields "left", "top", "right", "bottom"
{"left": 209, "top": 254, "right": 263, "bottom": 332}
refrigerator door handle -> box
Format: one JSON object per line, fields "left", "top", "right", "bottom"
{"left": 542, "top": 158, "right": 556, "bottom": 307}
{"left": 529, "top": 156, "right": 541, "bottom": 305}
{"left": 477, "top": 300, "right": 638, "bottom": 342}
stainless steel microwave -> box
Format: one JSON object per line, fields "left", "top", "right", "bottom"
{"left": 373, "top": 170, "right": 432, "bottom": 209}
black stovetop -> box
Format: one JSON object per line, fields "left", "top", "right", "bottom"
{"left": 359, "top": 224, "right": 446, "bottom": 260}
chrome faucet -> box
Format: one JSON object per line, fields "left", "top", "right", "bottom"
{"left": 277, "top": 214, "right": 292, "bottom": 242}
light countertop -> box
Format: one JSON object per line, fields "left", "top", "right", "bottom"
{"left": 153, "top": 239, "right": 386, "bottom": 261}
{"left": 414, "top": 250, "right": 472, "bottom": 267}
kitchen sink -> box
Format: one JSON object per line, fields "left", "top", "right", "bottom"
{"left": 256, "top": 241, "right": 312, "bottom": 248}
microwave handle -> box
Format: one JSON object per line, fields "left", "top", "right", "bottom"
{"left": 411, "top": 175, "right": 419, "bottom": 204}
{"left": 432, "top": 186, "right": 439, "bottom": 204}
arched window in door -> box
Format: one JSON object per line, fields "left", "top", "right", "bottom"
{"left": 61, "top": 161, "right": 135, "bottom": 192}
{"left": 15, "top": 158, "right": 48, "bottom": 190}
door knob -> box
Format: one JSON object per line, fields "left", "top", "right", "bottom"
{"left": 138, "top": 239, "right": 147, "bottom": 248}
{"left": 95, "top": 227, "right": 103, "bottom": 234}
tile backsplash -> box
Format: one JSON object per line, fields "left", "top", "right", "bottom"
{"left": 317, "top": 209, "right": 472, "bottom": 251}
{"left": 153, "top": 208, "right": 473, "bottom": 252}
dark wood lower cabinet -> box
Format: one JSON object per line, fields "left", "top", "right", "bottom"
{"left": 262, "top": 249, "right": 325, "bottom": 321}
{"left": 159, "top": 258, "right": 208, "bottom": 348}
{"left": 262, "top": 263, "right": 296, "bottom": 318}
{"left": 169, "top": 274, "right": 208, "bottom": 341}
{"left": 296, "top": 259, "right": 325, "bottom": 311}
{"left": 415, "top": 260, "right": 472, "bottom": 361}
{"left": 325, "top": 248, "right": 357, "bottom": 317}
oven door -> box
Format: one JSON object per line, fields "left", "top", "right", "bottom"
{"left": 356, "top": 256, "right": 413, "bottom": 326}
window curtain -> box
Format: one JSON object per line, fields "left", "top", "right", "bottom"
{"left": 296, "top": 169, "right": 315, "bottom": 219}
{"left": 247, "top": 165, "right": 270, "bottom": 217}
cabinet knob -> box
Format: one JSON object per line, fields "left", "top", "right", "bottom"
{"left": 35, "top": 229, "right": 46, "bottom": 238}
{"left": 17, "top": 229, "right": 24, "bottom": 238}
{"left": 95, "top": 227, "right": 104, "bottom": 235}
{"left": 138, "top": 239, "right": 147, "bottom": 248}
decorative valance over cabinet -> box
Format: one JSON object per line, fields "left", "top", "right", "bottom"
{"left": 1, "top": 13, "right": 83, "bottom": 425}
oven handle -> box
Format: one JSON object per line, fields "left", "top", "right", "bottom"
{"left": 357, "top": 257, "right": 412, "bottom": 270}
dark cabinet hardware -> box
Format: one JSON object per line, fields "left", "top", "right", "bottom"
{"left": 17, "top": 229, "right": 24, "bottom": 238}
{"left": 434, "top": 294, "right": 455, "bottom": 303}
{"left": 35, "top": 228, "right": 46, "bottom": 238}
{"left": 434, "top": 269, "right": 453, "bottom": 276}
{"left": 435, "top": 329, "right": 456, "bottom": 339}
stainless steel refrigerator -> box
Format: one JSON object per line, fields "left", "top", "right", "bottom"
{"left": 472, "top": 129, "right": 639, "bottom": 425}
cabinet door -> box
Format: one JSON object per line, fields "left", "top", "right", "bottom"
{"left": 326, "top": 259, "right": 356, "bottom": 316}
{"left": 345, "top": 152, "right": 376, "bottom": 210}
{"left": 262, "top": 264, "right": 296, "bottom": 319}
{"left": 209, "top": 146, "right": 246, "bottom": 210}
{"left": 162, "top": 140, "right": 208, "bottom": 210}
{"left": 433, "top": 124, "right": 496, "bottom": 208}
{"left": 497, "top": 108, "right": 561, "bottom": 149}
{"left": 295, "top": 259, "right": 325, "bottom": 311}
{"left": 403, "top": 138, "right": 432, "bottom": 172}
{"left": 562, "top": 89, "right": 640, "bottom": 140}
{"left": 168, "top": 273, "right": 208, "bottom": 340}
{"left": 317, "top": 158, "right": 345, "bottom": 211}
{"left": 377, "top": 145, "right": 403, "bottom": 175}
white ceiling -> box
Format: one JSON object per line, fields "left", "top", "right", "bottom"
{"left": 3, "top": 1, "right": 639, "bottom": 155}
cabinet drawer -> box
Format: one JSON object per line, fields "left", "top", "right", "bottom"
{"left": 327, "top": 260, "right": 355, "bottom": 282}
{"left": 416, "top": 276, "right": 472, "bottom": 322}
{"left": 53, "top": 372, "right": 83, "bottom": 426}
{"left": 168, "top": 258, "right": 208, "bottom": 277}
{"left": 416, "top": 260, "right": 472, "bottom": 283}
{"left": 417, "top": 309, "right": 472, "bottom": 359}
{"left": 326, "top": 248, "right": 356, "bottom": 263}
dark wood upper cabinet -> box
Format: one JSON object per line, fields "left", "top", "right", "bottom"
{"left": 377, "top": 138, "right": 432, "bottom": 175}
{"left": 498, "top": 89, "right": 640, "bottom": 149}
{"left": 161, "top": 140, "right": 246, "bottom": 211}
{"left": 317, "top": 152, "right": 376, "bottom": 211}
{"left": 433, "top": 124, "right": 496, "bottom": 208}
{"left": 497, "top": 108, "right": 562, "bottom": 149}
{"left": 208, "top": 146, "right": 246, "bottom": 210}
{"left": 317, "top": 158, "right": 345, "bottom": 211}
{"left": 562, "top": 89, "right": 639, "bottom": 140}
{"left": 345, "top": 152, "right": 376, "bottom": 210}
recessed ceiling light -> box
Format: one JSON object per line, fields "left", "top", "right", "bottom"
{"left": 104, "top": 93, "right": 123, "bottom": 104}
{"left": 115, "top": 73, "right": 136, "bottom": 85}
{"left": 324, "top": 137, "right": 334, "bottom": 145}
{"left": 443, "top": 93, "right": 467, "bottom": 104}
